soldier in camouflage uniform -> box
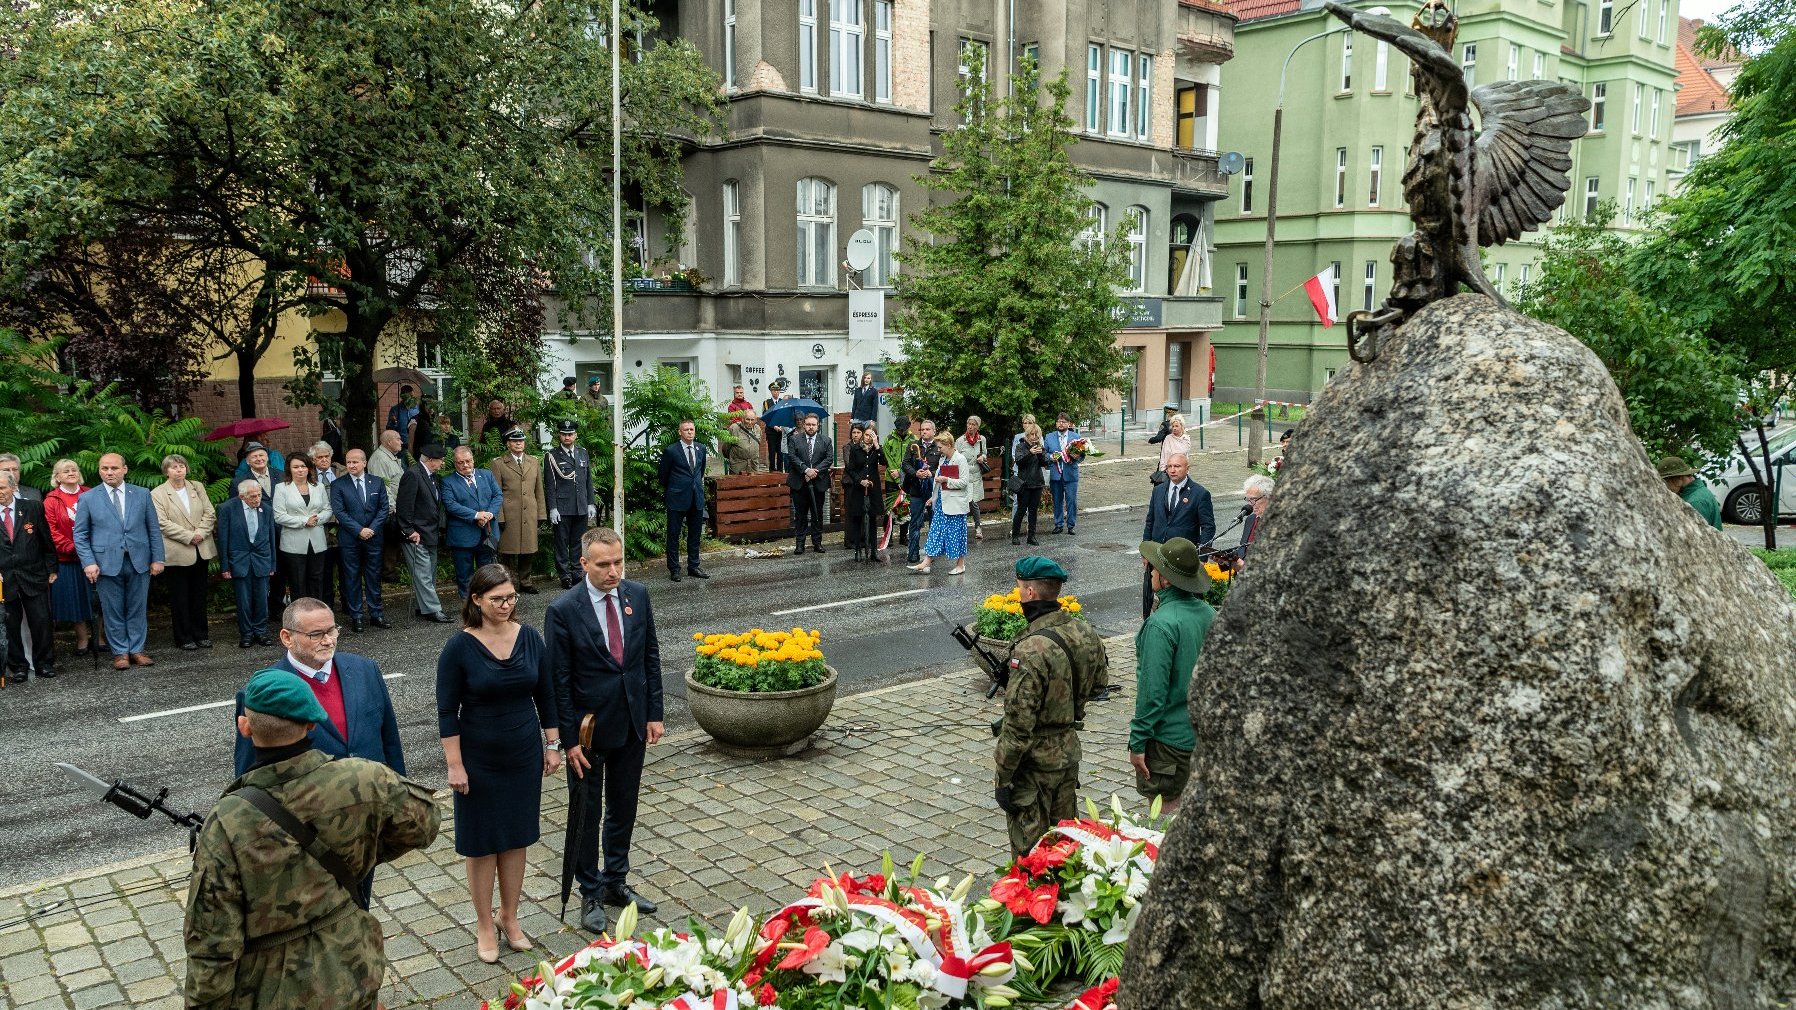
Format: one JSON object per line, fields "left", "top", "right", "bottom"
{"left": 185, "top": 669, "right": 440, "bottom": 1010}
{"left": 994, "top": 556, "right": 1109, "bottom": 858}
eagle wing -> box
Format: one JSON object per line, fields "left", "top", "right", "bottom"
{"left": 1471, "top": 80, "right": 1592, "bottom": 246}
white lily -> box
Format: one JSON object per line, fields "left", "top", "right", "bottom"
{"left": 949, "top": 872, "right": 975, "bottom": 903}
{"left": 804, "top": 940, "right": 851, "bottom": 984}
{"left": 613, "top": 903, "right": 639, "bottom": 941}
{"left": 1101, "top": 901, "right": 1142, "bottom": 946}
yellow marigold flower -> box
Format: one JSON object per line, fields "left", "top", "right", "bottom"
{"left": 693, "top": 632, "right": 704, "bottom": 641}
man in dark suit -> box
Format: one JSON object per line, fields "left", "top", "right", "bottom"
{"left": 545, "top": 526, "right": 663, "bottom": 934}
{"left": 0, "top": 470, "right": 57, "bottom": 682}
{"left": 1140, "top": 453, "right": 1215, "bottom": 618}
{"left": 783, "top": 413, "right": 833, "bottom": 554}
{"left": 657, "top": 419, "right": 709, "bottom": 582}
{"left": 331, "top": 449, "right": 390, "bottom": 633}
{"left": 74, "top": 452, "right": 165, "bottom": 670}
{"left": 397, "top": 444, "right": 452, "bottom": 623}
{"left": 217, "top": 480, "right": 278, "bottom": 648}
{"left": 230, "top": 597, "right": 406, "bottom": 909}
{"left": 0, "top": 454, "right": 41, "bottom": 502}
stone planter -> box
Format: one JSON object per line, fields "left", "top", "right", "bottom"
{"left": 684, "top": 667, "right": 839, "bottom": 758}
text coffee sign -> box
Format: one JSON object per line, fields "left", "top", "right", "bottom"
{"left": 849, "top": 288, "right": 885, "bottom": 343}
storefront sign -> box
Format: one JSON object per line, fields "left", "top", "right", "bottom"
{"left": 1121, "top": 297, "right": 1163, "bottom": 328}
{"left": 849, "top": 288, "right": 885, "bottom": 343}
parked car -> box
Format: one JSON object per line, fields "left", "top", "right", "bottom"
{"left": 1708, "top": 426, "right": 1796, "bottom": 524}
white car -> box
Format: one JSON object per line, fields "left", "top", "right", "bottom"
{"left": 1709, "top": 426, "right": 1796, "bottom": 525}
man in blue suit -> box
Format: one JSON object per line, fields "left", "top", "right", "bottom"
{"left": 73, "top": 453, "right": 165, "bottom": 670}
{"left": 657, "top": 419, "right": 709, "bottom": 582}
{"left": 1042, "top": 412, "right": 1084, "bottom": 535}
{"left": 1140, "top": 453, "right": 1215, "bottom": 618}
{"left": 440, "top": 445, "right": 503, "bottom": 599}
{"left": 330, "top": 448, "right": 391, "bottom": 633}
{"left": 545, "top": 526, "right": 664, "bottom": 935}
{"left": 217, "top": 480, "right": 278, "bottom": 648}
{"left": 231, "top": 597, "right": 406, "bottom": 908}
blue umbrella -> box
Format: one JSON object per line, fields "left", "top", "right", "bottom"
{"left": 761, "top": 397, "right": 830, "bottom": 430}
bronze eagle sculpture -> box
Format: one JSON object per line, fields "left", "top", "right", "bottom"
{"left": 1324, "top": 0, "right": 1590, "bottom": 361}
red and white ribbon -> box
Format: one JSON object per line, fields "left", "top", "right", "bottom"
{"left": 661, "top": 989, "right": 740, "bottom": 1010}
{"left": 1050, "top": 820, "right": 1161, "bottom": 865}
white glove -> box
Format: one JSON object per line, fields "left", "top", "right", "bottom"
{"left": 587, "top": 506, "right": 597, "bottom": 522}
{"left": 549, "top": 508, "right": 561, "bottom": 525}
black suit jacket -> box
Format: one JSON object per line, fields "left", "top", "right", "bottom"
{"left": 396, "top": 464, "right": 443, "bottom": 546}
{"left": 784, "top": 431, "right": 833, "bottom": 490}
{"left": 1142, "top": 480, "right": 1215, "bottom": 552}
{"left": 544, "top": 579, "right": 664, "bottom": 749}
{"left": 0, "top": 497, "right": 55, "bottom": 595}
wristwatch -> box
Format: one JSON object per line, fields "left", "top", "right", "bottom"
{"left": 544, "top": 739, "right": 563, "bottom": 752}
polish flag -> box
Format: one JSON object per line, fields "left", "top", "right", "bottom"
{"left": 1302, "top": 266, "right": 1338, "bottom": 328}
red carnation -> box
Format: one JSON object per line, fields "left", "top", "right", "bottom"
{"left": 1072, "top": 977, "right": 1120, "bottom": 1010}
{"left": 758, "top": 983, "right": 778, "bottom": 1006}
{"left": 774, "top": 926, "right": 831, "bottom": 970}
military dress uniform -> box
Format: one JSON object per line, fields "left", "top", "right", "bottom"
{"left": 184, "top": 670, "right": 440, "bottom": 1010}
{"left": 544, "top": 420, "right": 595, "bottom": 588}
{"left": 492, "top": 430, "right": 549, "bottom": 591}
{"left": 994, "top": 557, "right": 1109, "bottom": 858}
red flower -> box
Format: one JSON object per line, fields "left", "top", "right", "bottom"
{"left": 774, "top": 926, "right": 831, "bottom": 970}
{"left": 856, "top": 873, "right": 886, "bottom": 895}
{"left": 760, "top": 916, "right": 793, "bottom": 943}
{"left": 743, "top": 969, "right": 764, "bottom": 988}
{"left": 757, "top": 983, "right": 778, "bottom": 1006}
{"left": 990, "top": 869, "right": 1033, "bottom": 916}
{"left": 1025, "top": 882, "right": 1059, "bottom": 924}
{"left": 1071, "top": 977, "right": 1120, "bottom": 1010}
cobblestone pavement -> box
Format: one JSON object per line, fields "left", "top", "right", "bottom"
{"left": 0, "top": 639, "right": 1146, "bottom": 1010}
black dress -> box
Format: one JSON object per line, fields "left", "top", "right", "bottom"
{"left": 436, "top": 625, "right": 557, "bottom": 857}
{"left": 843, "top": 444, "right": 886, "bottom": 549}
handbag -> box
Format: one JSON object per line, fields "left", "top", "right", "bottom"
{"left": 1150, "top": 469, "right": 1169, "bottom": 485}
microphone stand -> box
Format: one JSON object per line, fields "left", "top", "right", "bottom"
{"left": 1200, "top": 507, "right": 1252, "bottom": 559}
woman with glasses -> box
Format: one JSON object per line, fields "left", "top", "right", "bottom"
{"left": 436, "top": 563, "right": 561, "bottom": 964}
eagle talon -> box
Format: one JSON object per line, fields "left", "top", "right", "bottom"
{"left": 1345, "top": 308, "right": 1402, "bottom": 363}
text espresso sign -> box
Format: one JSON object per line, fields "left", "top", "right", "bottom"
{"left": 849, "top": 289, "right": 885, "bottom": 343}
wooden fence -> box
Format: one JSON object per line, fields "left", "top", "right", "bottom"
{"left": 709, "top": 445, "right": 1006, "bottom": 544}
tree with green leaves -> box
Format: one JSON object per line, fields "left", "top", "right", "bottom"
{"left": 1516, "top": 205, "right": 1740, "bottom": 462}
{"left": 0, "top": 0, "right": 725, "bottom": 446}
{"left": 888, "top": 54, "right": 1134, "bottom": 441}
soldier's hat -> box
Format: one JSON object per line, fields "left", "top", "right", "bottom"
{"left": 1015, "top": 556, "right": 1069, "bottom": 582}
{"left": 1138, "top": 537, "right": 1212, "bottom": 595}
{"left": 503, "top": 427, "right": 527, "bottom": 441}
{"left": 242, "top": 669, "right": 330, "bottom": 724}
{"left": 556, "top": 419, "right": 579, "bottom": 434}
{"left": 562, "top": 375, "right": 577, "bottom": 387}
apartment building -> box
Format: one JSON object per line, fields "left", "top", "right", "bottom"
{"left": 1668, "top": 16, "right": 1740, "bottom": 191}
{"left": 1209, "top": 0, "right": 1679, "bottom": 403}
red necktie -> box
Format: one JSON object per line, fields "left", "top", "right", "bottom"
{"left": 2, "top": 506, "right": 11, "bottom": 540}
{"left": 605, "top": 593, "right": 624, "bottom": 666}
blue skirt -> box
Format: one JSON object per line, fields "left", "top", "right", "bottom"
{"left": 51, "top": 562, "right": 93, "bottom": 622}
{"left": 924, "top": 512, "right": 969, "bottom": 558}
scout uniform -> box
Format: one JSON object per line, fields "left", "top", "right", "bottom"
{"left": 184, "top": 670, "right": 440, "bottom": 1010}
{"left": 492, "top": 428, "right": 549, "bottom": 591}
{"left": 544, "top": 419, "right": 595, "bottom": 588}
{"left": 1132, "top": 537, "right": 1217, "bottom": 803}
{"left": 995, "top": 556, "right": 1109, "bottom": 858}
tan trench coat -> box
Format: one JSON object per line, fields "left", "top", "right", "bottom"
{"left": 490, "top": 453, "right": 547, "bottom": 554}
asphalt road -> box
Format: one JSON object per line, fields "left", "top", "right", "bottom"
{"left": 0, "top": 499, "right": 1244, "bottom": 891}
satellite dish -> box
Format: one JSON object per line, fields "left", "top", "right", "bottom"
{"left": 845, "top": 229, "right": 877, "bottom": 272}
{"left": 1218, "top": 151, "right": 1246, "bottom": 176}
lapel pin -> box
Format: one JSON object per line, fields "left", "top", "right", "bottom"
{"left": 624, "top": 606, "right": 634, "bottom": 616}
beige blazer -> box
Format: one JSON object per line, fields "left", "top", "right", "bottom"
{"left": 272, "top": 481, "right": 334, "bottom": 554}
{"left": 932, "top": 449, "right": 973, "bottom": 516}
{"left": 151, "top": 480, "right": 218, "bottom": 565}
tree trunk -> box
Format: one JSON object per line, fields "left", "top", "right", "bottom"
{"left": 338, "top": 304, "right": 392, "bottom": 456}
{"left": 236, "top": 349, "right": 260, "bottom": 419}
{"left": 1756, "top": 422, "right": 1777, "bottom": 549}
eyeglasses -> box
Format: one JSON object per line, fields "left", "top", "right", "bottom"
{"left": 1246, "top": 495, "right": 1267, "bottom": 503}
{"left": 486, "top": 594, "right": 521, "bottom": 607}
{"left": 296, "top": 625, "right": 343, "bottom": 642}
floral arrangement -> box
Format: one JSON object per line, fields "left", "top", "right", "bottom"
{"left": 1202, "top": 561, "right": 1232, "bottom": 608}
{"left": 692, "top": 628, "right": 827, "bottom": 693}
{"left": 973, "top": 588, "right": 1084, "bottom": 641}
{"left": 493, "top": 905, "right": 762, "bottom": 1010}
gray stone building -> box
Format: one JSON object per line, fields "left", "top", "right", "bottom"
{"left": 545, "top": 0, "right": 1237, "bottom": 429}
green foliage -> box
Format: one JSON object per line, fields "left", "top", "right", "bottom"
{"left": 0, "top": 331, "right": 235, "bottom": 497}
{"left": 1751, "top": 548, "right": 1796, "bottom": 601}
{"left": 889, "top": 53, "right": 1133, "bottom": 440}
{"left": 1517, "top": 206, "right": 1741, "bottom": 461}
{"left": 691, "top": 658, "right": 828, "bottom": 693}
{"left": 624, "top": 366, "right": 724, "bottom": 449}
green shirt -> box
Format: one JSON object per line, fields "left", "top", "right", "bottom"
{"left": 1679, "top": 480, "right": 1723, "bottom": 530}
{"left": 1130, "top": 587, "right": 1215, "bottom": 754}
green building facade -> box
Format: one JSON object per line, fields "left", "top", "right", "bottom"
{"left": 1212, "top": 0, "right": 1679, "bottom": 402}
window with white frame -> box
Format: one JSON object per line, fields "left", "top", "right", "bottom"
{"left": 874, "top": 1, "right": 893, "bottom": 102}
{"left": 1591, "top": 82, "right": 1606, "bottom": 130}
{"left": 1334, "top": 148, "right": 1348, "bottom": 208}
{"left": 1518, "top": 262, "right": 1531, "bottom": 294}
{"left": 1625, "top": 176, "right": 1636, "bottom": 222}
{"left": 722, "top": 180, "right": 741, "bottom": 287}
{"left": 829, "top": 0, "right": 863, "bottom": 97}
{"left": 1086, "top": 44, "right": 1102, "bottom": 132}
{"left": 1136, "top": 54, "right": 1152, "bottom": 139}
{"left": 1368, "top": 146, "right": 1383, "bottom": 206}
{"left": 1658, "top": 0, "right": 1669, "bottom": 42}
{"left": 860, "top": 183, "right": 898, "bottom": 287}
{"left": 1241, "top": 158, "right": 1254, "bottom": 214}
{"left": 1107, "top": 48, "right": 1132, "bottom": 137}
{"left": 1341, "top": 34, "right": 1353, "bottom": 91}
{"left": 1584, "top": 176, "right": 1600, "bottom": 217}
{"left": 799, "top": 0, "right": 817, "bottom": 93}
{"left": 1598, "top": 0, "right": 1613, "bottom": 33}
{"left": 1125, "top": 207, "right": 1149, "bottom": 292}
{"left": 1363, "top": 260, "right": 1377, "bottom": 311}
{"left": 1649, "top": 88, "right": 1660, "bottom": 137}
{"left": 1461, "top": 43, "right": 1476, "bottom": 86}
{"left": 723, "top": 0, "right": 736, "bottom": 89}
{"left": 1493, "top": 261, "right": 1506, "bottom": 295}
{"left": 1632, "top": 82, "right": 1643, "bottom": 133}
{"left": 1374, "top": 40, "right": 1389, "bottom": 90}
{"left": 1082, "top": 203, "right": 1107, "bottom": 246}
{"left": 1331, "top": 260, "right": 1342, "bottom": 310}
{"left": 1234, "top": 263, "right": 1249, "bottom": 319}
{"left": 1507, "top": 44, "right": 1519, "bottom": 80}
{"left": 1638, "top": 0, "right": 1649, "bottom": 38}
{"left": 957, "top": 37, "right": 987, "bottom": 121}
{"left": 1533, "top": 52, "right": 1545, "bottom": 79}
{"left": 1645, "top": 178, "right": 1655, "bottom": 209}
{"left": 795, "top": 177, "right": 836, "bottom": 288}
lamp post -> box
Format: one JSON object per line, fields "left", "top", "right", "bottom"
{"left": 610, "top": 0, "right": 626, "bottom": 533}
{"left": 1248, "top": 9, "right": 1386, "bottom": 466}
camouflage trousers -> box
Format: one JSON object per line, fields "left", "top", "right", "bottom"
{"left": 1006, "top": 763, "right": 1080, "bottom": 858}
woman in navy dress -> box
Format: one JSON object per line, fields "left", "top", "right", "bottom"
{"left": 437, "top": 563, "right": 560, "bottom": 964}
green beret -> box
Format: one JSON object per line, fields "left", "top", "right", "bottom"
{"left": 242, "top": 669, "right": 330, "bottom": 725}
{"left": 1015, "top": 556, "right": 1069, "bottom": 582}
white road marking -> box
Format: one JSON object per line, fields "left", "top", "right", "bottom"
{"left": 771, "top": 589, "right": 929, "bottom": 616}
{"left": 1080, "top": 503, "right": 1132, "bottom": 514}
{"left": 118, "top": 673, "right": 404, "bottom": 724}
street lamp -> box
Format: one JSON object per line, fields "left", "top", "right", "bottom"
{"left": 1248, "top": 6, "right": 1388, "bottom": 466}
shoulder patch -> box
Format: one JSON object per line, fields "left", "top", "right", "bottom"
{"left": 1009, "top": 658, "right": 1021, "bottom": 668}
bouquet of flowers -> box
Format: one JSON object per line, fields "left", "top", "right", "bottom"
{"left": 974, "top": 588, "right": 1084, "bottom": 642}
{"left": 1202, "top": 561, "right": 1232, "bottom": 608}
{"left": 692, "top": 628, "right": 826, "bottom": 693}
{"left": 749, "top": 854, "right": 1022, "bottom": 1010}
{"left": 492, "top": 905, "right": 764, "bottom": 1010}
{"left": 981, "top": 798, "right": 1166, "bottom": 995}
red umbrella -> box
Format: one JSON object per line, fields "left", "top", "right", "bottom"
{"left": 204, "top": 417, "right": 292, "bottom": 441}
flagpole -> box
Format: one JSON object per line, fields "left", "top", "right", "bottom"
{"left": 610, "top": 0, "right": 625, "bottom": 534}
